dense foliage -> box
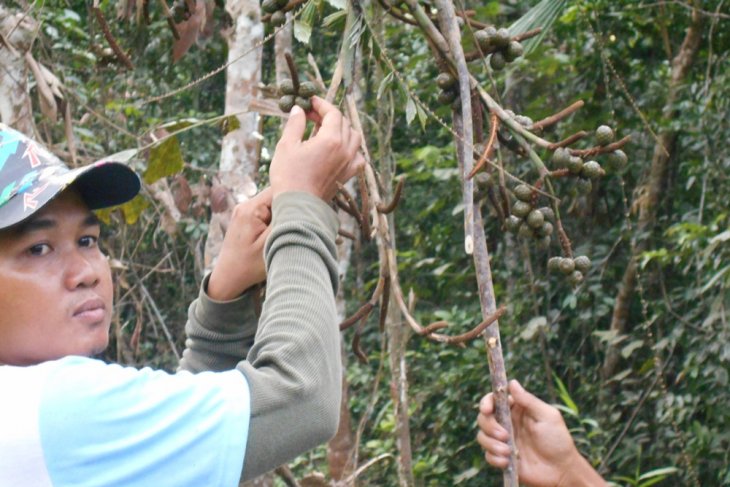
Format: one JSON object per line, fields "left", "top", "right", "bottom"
{"left": 8, "top": 0, "right": 729, "bottom": 485}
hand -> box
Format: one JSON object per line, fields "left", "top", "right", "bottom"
{"left": 477, "top": 380, "right": 605, "bottom": 487}
{"left": 207, "top": 187, "right": 273, "bottom": 301}
{"left": 269, "top": 97, "right": 365, "bottom": 201}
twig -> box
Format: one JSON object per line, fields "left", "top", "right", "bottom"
{"left": 92, "top": 1, "right": 134, "bottom": 70}
{"left": 284, "top": 52, "right": 300, "bottom": 92}
{"left": 157, "top": 0, "right": 180, "bottom": 40}
{"left": 468, "top": 112, "right": 499, "bottom": 179}
{"left": 531, "top": 100, "right": 584, "bottom": 131}
{"left": 547, "top": 130, "right": 589, "bottom": 150}
{"left": 376, "top": 178, "right": 405, "bottom": 214}
{"left": 570, "top": 135, "right": 631, "bottom": 157}
{"left": 358, "top": 172, "right": 372, "bottom": 240}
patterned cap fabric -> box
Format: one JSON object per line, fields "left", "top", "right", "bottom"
{"left": 0, "top": 123, "right": 141, "bottom": 230}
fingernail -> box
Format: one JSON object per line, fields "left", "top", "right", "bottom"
{"left": 290, "top": 106, "right": 303, "bottom": 116}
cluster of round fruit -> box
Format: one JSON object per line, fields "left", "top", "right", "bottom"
{"left": 505, "top": 184, "right": 554, "bottom": 248}
{"left": 262, "top": 0, "right": 288, "bottom": 26}
{"left": 473, "top": 26, "right": 524, "bottom": 71}
{"left": 551, "top": 148, "right": 605, "bottom": 194}
{"left": 435, "top": 72, "right": 459, "bottom": 106}
{"left": 548, "top": 255, "right": 591, "bottom": 286}
{"left": 277, "top": 79, "right": 317, "bottom": 112}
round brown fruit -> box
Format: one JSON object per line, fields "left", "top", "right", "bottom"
{"left": 538, "top": 221, "right": 553, "bottom": 237}
{"left": 559, "top": 257, "right": 576, "bottom": 275}
{"left": 298, "top": 81, "right": 317, "bottom": 97}
{"left": 581, "top": 160, "right": 604, "bottom": 179}
{"left": 295, "top": 96, "right": 313, "bottom": 111}
{"left": 490, "top": 51, "right": 506, "bottom": 71}
{"left": 504, "top": 41, "right": 524, "bottom": 62}
{"left": 436, "top": 72, "right": 456, "bottom": 90}
{"left": 278, "top": 78, "right": 295, "bottom": 95}
{"left": 278, "top": 95, "right": 295, "bottom": 112}
{"left": 275, "top": 0, "right": 288, "bottom": 7}
{"left": 569, "top": 270, "right": 584, "bottom": 286}
{"left": 437, "top": 89, "right": 458, "bottom": 105}
{"left": 512, "top": 200, "right": 532, "bottom": 218}
{"left": 538, "top": 206, "right": 555, "bottom": 221}
{"left": 494, "top": 28, "right": 510, "bottom": 48}
{"left": 548, "top": 256, "right": 562, "bottom": 272}
{"left": 595, "top": 125, "right": 615, "bottom": 146}
{"left": 270, "top": 10, "right": 286, "bottom": 26}
{"left": 606, "top": 149, "right": 628, "bottom": 171}
{"left": 526, "top": 209, "right": 545, "bottom": 229}
{"left": 551, "top": 147, "right": 571, "bottom": 168}
{"left": 567, "top": 156, "right": 584, "bottom": 175}
{"left": 514, "top": 184, "right": 532, "bottom": 202}
{"left": 517, "top": 222, "right": 534, "bottom": 239}
{"left": 505, "top": 215, "right": 521, "bottom": 233}
{"left": 574, "top": 255, "right": 591, "bottom": 273}
{"left": 262, "top": 0, "right": 279, "bottom": 13}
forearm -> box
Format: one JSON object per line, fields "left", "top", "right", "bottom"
{"left": 177, "top": 276, "right": 259, "bottom": 373}
{"left": 237, "top": 192, "right": 342, "bottom": 480}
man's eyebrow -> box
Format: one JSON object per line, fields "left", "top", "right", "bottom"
{"left": 13, "top": 212, "right": 100, "bottom": 235}
{"left": 84, "top": 213, "right": 101, "bottom": 227}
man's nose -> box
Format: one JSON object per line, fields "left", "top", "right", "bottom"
{"left": 64, "top": 250, "right": 100, "bottom": 289}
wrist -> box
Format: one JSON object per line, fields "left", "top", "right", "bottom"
{"left": 556, "top": 454, "right": 605, "bottom": 487}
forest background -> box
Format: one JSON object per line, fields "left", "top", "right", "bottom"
{"left": 1, "top": 0, "right": 728, "bottom": 485}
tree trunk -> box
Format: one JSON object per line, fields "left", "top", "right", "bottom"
{"left": 205, "top": 0, "right": 263, "bottom": 272}
{"left": 602, "top": 6, "right": 703, "bottom": 379}
{"left": 0, "top": 6, "right": 37, "bottom": 135}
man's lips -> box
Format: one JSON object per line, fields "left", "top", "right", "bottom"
{"left": 73, "top": 298, "right": 106, "bottom": 323}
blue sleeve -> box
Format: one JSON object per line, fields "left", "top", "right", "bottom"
{"left": 38, "top": 356, "right": 250, "bottom": 487}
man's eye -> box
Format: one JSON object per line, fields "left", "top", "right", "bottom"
{"left": 28, "top": 243, "right": 51, "bottom": 256}
{"left": 79, "top": 236, "right": 99, "bottom": 248}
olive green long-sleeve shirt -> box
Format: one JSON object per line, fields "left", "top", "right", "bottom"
{"left": 178, "top": 191, "right": 342, "bottom": 481}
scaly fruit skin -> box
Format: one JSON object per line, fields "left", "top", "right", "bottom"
{"left": 559, "top": 257, "right": 576, "bottom": 275}
{"left": 568, "top": 156, "right": 584, "bottom": 175}
{"left": 295, "top": 96, "right": 312, "bottom": 111}
{"left": 606, "top": 149, "right": 628, "bottom": 171}
{"left": 474, "top": 29, "right": 493, "bottom": 51}
{"left": 514, "top": 115, "right": 533, "bottom": 128}
{"left": 270, "top": 10, "right": 286, "bottom": 26}
{"left": 275, "top": 0, "right": 288, "bottom": 7}
{"left": 569, "top": 270, "right": 584, "bottom": 286}
{"left": 262, "top": 0, "right": 279, "bottom": 13}
{"left": 526, "top": 209, "right": 545, "bottom": 229}
{"left": 278, "top": 95, "right": 295, "bottom": 112}
{"left": 514, "top": 184, "right": 532, "bottom": 202}
{"left": 551, "top": 147, "right": 571, "bottom": 168}
{"left": 582, "top": 160, "right": 604, "bottom": 179}
{"left": 538, "top": 206, "right": 555, "bottom": 221}
{"left": 505, "top": 215, "right": 522, "bottom": 233}
{"left": 298, "top": 81, "right": 317, "bottom": 97}
{"left": 538, "top": 221, "right": 553, "bottom": 237}
{"left": 278, "top": 79, "right": 295, "bottom": 95}
{"left": 548, "top": 256, "right": 562, "bottom": 272}
{"left": 574, "top": 255, "right": 591, "bottom": 273}
{"left": 490, "top": 51, "right": 506, "bottom": 71}
{"left": 512, "top": 200, "right": 532, "bottom": 218}
{"left": 504, "top": 41, "right": 524, "bottom": 62}
{"left": 537, "top": 235, "right": 551, "bottom": 250}
{"left": 436, "top": 72, "right": 456, "bottom": 89}
{"left": 437, "top": 89, "right": 457, "bottom": 105}
{"left": 595, "top": 125, "right": 615, "bottom": 146}
{"left": 494, "top": 28, "right": 511, "bottom": 48}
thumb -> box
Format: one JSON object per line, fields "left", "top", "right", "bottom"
{"left": 509, "top": 380, "right": 550, "bottom": 419}
{"left": 279, "top": 105, "right": 306, "bottom": 145}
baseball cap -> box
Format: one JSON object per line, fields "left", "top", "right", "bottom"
{"left": 0, "top": 123, "right": 141, "bottom": 230}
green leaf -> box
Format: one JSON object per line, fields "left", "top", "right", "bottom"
{"left": 324, "top": 0, "right": 345, "bottom": 9}
{"left": 621, "top": 340, "right": 644, "bottom": 359}
{"left": 405, "top": 97, "right": 417, "bottom": 125}
{"left": 377, "top": 71, "right": 394, "bottom": 100}
{"left": 508, "top": 0, "right": 567, "bottom": 55}
{"left": 294, "top": 20, "right": 312, "bottom": 44}
{"left": 554, "top": 375, "right": 579, "bottom": 414}
{"left": 144, "top": 136, "right": 184, "bottom": 184}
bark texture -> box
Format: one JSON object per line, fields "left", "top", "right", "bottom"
{"left": 0, "top": 6, "right": 37, "bottom": 135}
{"left": 602, "top": 6, "right": 703, "bottom": 379}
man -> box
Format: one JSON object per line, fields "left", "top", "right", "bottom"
{"left": 477, "top": 380, "right": 607, "bottom": 486}
{"left": 0, "top": 98, "right": 364, "bottom": 486}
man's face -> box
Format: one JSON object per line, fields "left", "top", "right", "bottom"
{"left": 0, "top": 190, "right": 113, "bottom": 365}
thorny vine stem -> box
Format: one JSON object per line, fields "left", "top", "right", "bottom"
{"left": 92, "top": 0, "right": 134, "bottom": 70}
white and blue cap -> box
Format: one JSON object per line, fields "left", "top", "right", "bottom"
{"left": 0, "top": 123, "right": 141, "bottom": 230}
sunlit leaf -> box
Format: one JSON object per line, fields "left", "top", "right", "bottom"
{"left": 144, "top": 135, "right": 184, "bottom": 184}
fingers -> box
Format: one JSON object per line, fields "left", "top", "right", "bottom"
{"left": 477, "top": 410, "right": 509, "bottom": 442}
{"left": 278, "top": 105, "right": 307, "bottom": 145}
{"left": 477, "top": 431, "right": 511, "bottom": 468}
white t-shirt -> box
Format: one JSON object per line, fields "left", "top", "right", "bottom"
{"left": 0, "top": 356, "right": 250, "bottom": 487}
